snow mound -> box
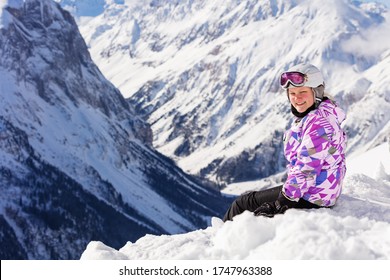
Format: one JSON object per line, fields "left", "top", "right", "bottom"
{"left": 81, "top": 144, "right": 390, "bottom": 260}
{"left": 81, "top": 202, "right": 390, "bottom": 260}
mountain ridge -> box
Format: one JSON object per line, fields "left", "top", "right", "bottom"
{"left": 73, "top": 0, "right": 390, "bottom": 184}
{"left": 0, "top": 0, "right": 230, "bottom": 259}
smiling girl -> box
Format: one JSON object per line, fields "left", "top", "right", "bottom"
{"left": 223, "top": 63, "right": 347, "bottom": 220}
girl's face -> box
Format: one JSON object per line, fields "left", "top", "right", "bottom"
{"left": 288, "top": 86, "right": 315, "bottom": 113}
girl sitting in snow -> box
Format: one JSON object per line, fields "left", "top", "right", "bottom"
{"left": 223, "top": 63, "right": 347, "bottom": 221}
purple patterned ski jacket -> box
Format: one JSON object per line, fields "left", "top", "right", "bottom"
{"left": 283, "top": 99, "right": 347, "bottom": 206}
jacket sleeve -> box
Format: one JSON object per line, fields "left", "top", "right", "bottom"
{"left": 283, "top": 114, "right": 334, "bottom": 201}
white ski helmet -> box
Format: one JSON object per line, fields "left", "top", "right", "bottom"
{"left": 281, "top": 63, "right": 325, "bottom": 106}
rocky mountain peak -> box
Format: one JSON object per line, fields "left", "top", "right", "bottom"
{"left": 0, "top": 0, "right": 230, "bottom": 259}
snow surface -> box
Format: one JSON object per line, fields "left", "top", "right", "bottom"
{"left": 363, "top": 0, "right": 390, "bottom": 7}
{"left": 81, "top": 142, "right": 390, "bottom": 260}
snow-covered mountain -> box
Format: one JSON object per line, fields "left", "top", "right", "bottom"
{"left": 70, "top": 0, "right": 390, "bottom": 185}
{"left": 0, "top": 0, "right": 230, "bottom": 259}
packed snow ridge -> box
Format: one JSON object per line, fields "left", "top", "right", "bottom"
{"left": 81, "top": 143, "right": 390, "bottom": 260}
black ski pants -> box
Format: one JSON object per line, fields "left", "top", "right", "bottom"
{"left": 223, "top": 185, "right": 320, "bottom": 222}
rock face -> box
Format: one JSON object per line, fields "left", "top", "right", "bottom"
{"left": 0, "top": 0, "right": 230, "bottom": 260}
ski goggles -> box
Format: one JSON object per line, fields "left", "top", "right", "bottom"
{"left": 280, "top": 71, "right": 307, "bottom": 89}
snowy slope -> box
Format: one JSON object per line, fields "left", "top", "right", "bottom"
{"left": 0, "top": 0, "right": 229, "bottom": 259}
{"left": 81, "top": 142, "right": 390, "bottom": 260}
{"left": 70, "top": 0, "right": 390, "bottom": 185}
